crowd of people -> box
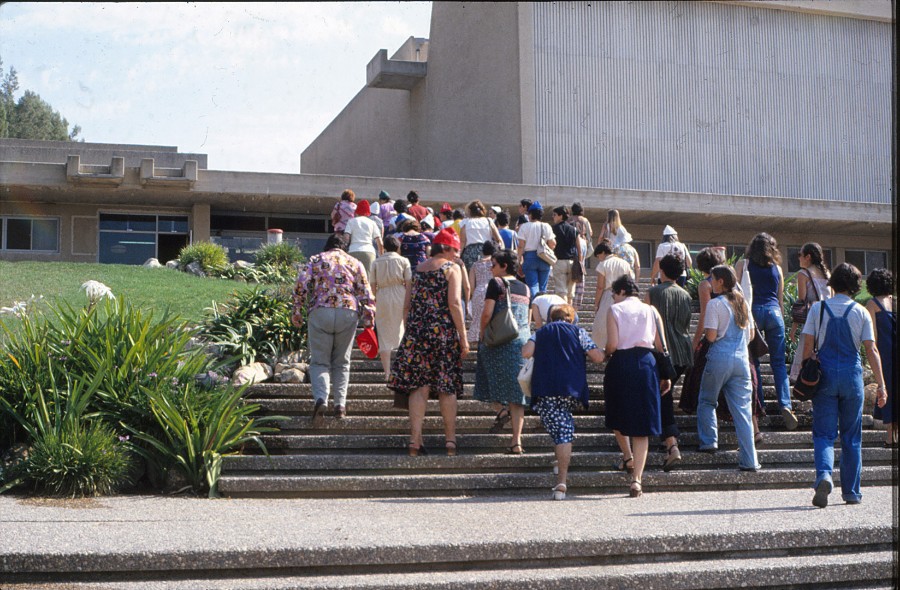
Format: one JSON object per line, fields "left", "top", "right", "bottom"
{"left": 292, "top": 189, "right": 893, "bottom": 505}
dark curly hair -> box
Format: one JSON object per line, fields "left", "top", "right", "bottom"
{"left": 610, "top": 275, "right": 639, "bottom": 297}
{"left": 829, "top": 263, "right": 862, "bottom": 296}
{"left": 696, "top": 247, "right": 725, "bottom": 274}
{"left": 659, "top": 254, "right": 685, "bottom": 281}
{"left": 745, "top": 233, "right": 781, "bottom": 267}
{"left": 866, "top": 268, "right": 893, "bottom": 297}
{"left": 492, "top": 249, "right": 518, "bottom": 276}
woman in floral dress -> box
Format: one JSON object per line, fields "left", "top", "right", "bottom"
{"left": 389, "top": 228, "right": 469, "bottom": 457}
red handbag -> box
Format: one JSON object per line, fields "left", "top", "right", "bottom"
{"left": 356, "top": 327, "right": 379, "bottom": 359}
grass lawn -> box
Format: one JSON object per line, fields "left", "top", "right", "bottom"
{"left": 1, "top": 261, "right": 275, "bottom": 325}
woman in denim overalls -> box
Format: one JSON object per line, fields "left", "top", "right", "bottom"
{"left": 801, "top": 264, "right": 888, "bottom": 508}
{"left": 696, "top": 265, "right": 760, "bottom": 472}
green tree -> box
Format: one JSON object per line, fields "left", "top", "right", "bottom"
{"left": 1, "top": 58, "right": 81, "bottom": 141}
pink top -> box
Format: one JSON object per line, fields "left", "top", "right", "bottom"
{"left": 331, "top": 201, "right": 357, "bottom": 232}
{"left": 610, "top": 297, "right": 657, "bottom": 350}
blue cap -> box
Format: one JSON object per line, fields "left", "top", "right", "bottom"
{"left": 378, "top": 190, "right": 390, "bottom": 200}
{"left": 529, "top": 201, "right": 543, "bottom": 212}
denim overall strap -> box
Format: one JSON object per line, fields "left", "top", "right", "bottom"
{"left": 707, "top": 303, "right": 748, "bottom": 361}
{"left": 817, "top": 303, "right": 860, "bottom": 370}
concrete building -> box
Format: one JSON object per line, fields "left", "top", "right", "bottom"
{"left": 1, "top": 1, "right": 894, "bottom": 275}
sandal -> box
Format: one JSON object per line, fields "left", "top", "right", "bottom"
{"left": 445, "top": 440, "right": 457, "bottom": 457}
{"left": 615, "top": 455, "right": 634, "bottom": 474}
{"left": 552, "top": 483, "right": 567, "bottom": 501}
{"left": 663, "top": 444, "right": 682, "bottom": 472}
{"left": 630, "top": 479, "right": 643, "bottom": 498}
{"left": 506, "top": 444, "right": 524, "bottom": 455}
{"left": 408, "top": 442, "right": 428, "bottom": 457}
{"left": 489, "top": 408, "right": 511, "bottom": 433}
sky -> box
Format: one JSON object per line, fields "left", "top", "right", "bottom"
{"left": 0, "top": 2, "right": 432, "bottom": 173}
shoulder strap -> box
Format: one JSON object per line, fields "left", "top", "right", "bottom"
{"left": 813, "top": 301, "right": 826, "bottom": 354}
{"left": 842, "top": 303, "right": 856, "bottom": 319}
{"left": 803, "top": 269, "right": 823, "bottom": 301}
{"left": 872, "top": 297, "right": 887, "bottom": 312}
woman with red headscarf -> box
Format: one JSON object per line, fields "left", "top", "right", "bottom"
{"left": 344, "top": 199, "right": 382, "bottom": 277}
{"left": 389, "top": 227, "right": 469, "bottom": 457}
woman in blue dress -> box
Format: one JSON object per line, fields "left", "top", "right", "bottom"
{"left": 865, "top": 269, "right": 895, "bottom": 448}
{"left": 802, "top": 263, "right": 888, "bottom": 507}
{"left": 474, "top": 249, "right": 531, "bottom": 454}
{"left": 522, "top": 304, "right": 604, "bottom": 500}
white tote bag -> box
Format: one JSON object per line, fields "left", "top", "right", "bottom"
{"left": 517, "top": 357, "right": 534, "bottom": 401}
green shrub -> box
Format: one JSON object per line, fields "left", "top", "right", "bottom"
{"left": 219, "top": 263, "right": 297, "bottom": 285}
{"left": 254, "top": 241, "right": 305, "bottom": 268}
{"left": 127, "top": 381, "right": 282, "bottom": 497}
{"left": 178, "top": 241, "right": 229, "bottom": 275}
{"left": 19, "top": 421, "right": 133, "bottom": 498}
{"left": 200, "top": 285, "right": 305, "bottom": 367}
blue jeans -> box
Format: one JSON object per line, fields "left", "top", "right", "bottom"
{"left": 752, "top": 304, "right": 791, "bottom": 409}
{"left": 697, "top": 353, "right": 760, "bottom": 470}
{"left": 522, "top": 251, "right": 550, "bottom": 299}
{"left": 812, "top": 365, "right": 864, "bottom": 503}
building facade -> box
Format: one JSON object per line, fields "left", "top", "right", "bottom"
{"left": 1, "top": 2, "right": 894, "bottom": 276}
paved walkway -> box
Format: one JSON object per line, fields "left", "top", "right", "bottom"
{"left": 0, "top": 486, "right": 894, "bottom": 570}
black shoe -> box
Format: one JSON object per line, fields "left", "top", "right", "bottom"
{"left": 812, "top": 479, "right": 832, "bottom": 508}
{"left": 311, "top": 398, "right": 326, "bottom": 428}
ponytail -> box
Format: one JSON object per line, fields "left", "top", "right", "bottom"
{"left": 801, "top": 242, "right": 830, "bottom": 280}
{"left": 711, "top": 265, "right": 749, "bottom": 329}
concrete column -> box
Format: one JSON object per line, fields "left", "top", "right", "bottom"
{"left": 191, "top": 203, "right": 211, "bottom": 243}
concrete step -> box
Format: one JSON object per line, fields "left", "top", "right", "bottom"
{"left": 223, "top": 448, "right": 895, "bottom": 474}
{"left": 12, "top": 550, "right": 892, "bottom": 589}
{"left": 264, "top": 412, "right": 872, "bottom": 434}
{"left": 3, "top": 489, "right": 893, "bottom": 589}
{"left": 251, "top": 396, "right": 790, "bottom": 416}
{"left": 255, "top": 430, "right": 890, "bottom": 453}
{"left": 216, "top": 465, "right": 896, "bottom": 498}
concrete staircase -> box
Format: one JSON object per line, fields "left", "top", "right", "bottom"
{"left": 218, "top": 275, "right": 895, "bottom": 499}
{"left": 3, "top": 278, "right": 896, "bottom": 590}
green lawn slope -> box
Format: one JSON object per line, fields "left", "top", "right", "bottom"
{"left": 0, "top": 261, "right": 274, "bottom": 325}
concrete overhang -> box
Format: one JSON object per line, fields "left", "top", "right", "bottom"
{"left": 1, "top": 161, "right": 892, "bottom": 237}
{"left": 366, "top": 49, "right": 427, "bottom": 90}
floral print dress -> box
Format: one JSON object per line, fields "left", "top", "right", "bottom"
{"left": 389, "top": 261, "right": 463, "bottom": 405}
{"left": 467, "top": 258, "right": 493, "bottom": 342}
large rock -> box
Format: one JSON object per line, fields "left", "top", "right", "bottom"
{"left": 185, "top": 261, "right": 206, "bottom": 277}
{"left": 275, "top": 368, "right": 305, "bottom": 383}
{"left": 143, "top": 258, "right": 163, "bottom": 268}
{"left": 165, "top": 260, "right": 180, "bottom": 270}
{"left": 232, "top": 362, "right": 273, "bottom": 386}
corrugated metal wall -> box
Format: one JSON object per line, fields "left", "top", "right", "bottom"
{"left": 532, "top": 2, "right": 891, "bottom": 203}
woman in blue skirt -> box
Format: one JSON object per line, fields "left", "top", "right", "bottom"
{"left": 603, "top": 276, "right": 672, "bottom": 497}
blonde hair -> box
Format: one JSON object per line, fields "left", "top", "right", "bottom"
{"left": 710, "top": 265, "right": 749, "bottom": 328}
{"left": 607, "top": 209, "right": 622, "bottom": 235}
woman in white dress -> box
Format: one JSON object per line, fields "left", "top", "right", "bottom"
{"left": 370, "top": 236, "right": 412, "bottom": 379}
{"left": 459, "top": 200, "right": 501, "bottom": 271}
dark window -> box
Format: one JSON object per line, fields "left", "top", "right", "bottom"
{"left": 211, "top": 215, "right": 266, "bottom": 232}
{"left": 99, "top": 233, "right": 157, "bottom": 265}
{"left": 268, "top": 217, "right": 328, "bottom": 233}
{"left": 1, "top": 218, "right": 59, "bottom": 251}
{"left": 845, "top": 250, "right": 888, "bottom": 275}
{"left": 6, "top": 219, "right": 31, "bottom": 250}
{"left": 158, "top": 216, "right": 189, "bottom": 233}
